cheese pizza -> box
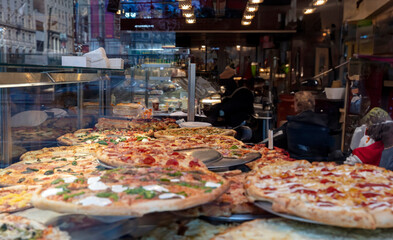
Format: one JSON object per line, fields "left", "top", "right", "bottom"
{"left": 246, "top": 160, "right": 393, "bottom": 229}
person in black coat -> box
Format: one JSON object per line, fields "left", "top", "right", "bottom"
{"left": 274, "top": 91, "right": 334, "bottom": 161}
{"left": 207, "top": 67, "right": 254, "bottom": 128}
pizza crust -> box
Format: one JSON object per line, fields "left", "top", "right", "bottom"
{"left": 272, "top": 198, "right": 376, "bottom": 229}
{"left": 368, "top": 208, "right": 393, "bottom": 228}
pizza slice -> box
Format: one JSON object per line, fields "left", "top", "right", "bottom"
{"left": 0, "top": 214, "right": 70, "bottom": 240}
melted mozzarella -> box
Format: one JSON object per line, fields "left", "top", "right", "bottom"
{"left": 170, "top": 179, "right": 180, "bottom": 182}
{"left": 63, "top": 176, "right": 78, "bottom": 183}
{"left": 78, "top": 196, "right": 112, "bottom": 206}
{"left": 159, "top": 193, "right": 185, "bottom": 199}
{"left": 41, "top": 188, "right": 63, "bottom": 198}
{"left": 205, "top": 182, "right": 221, "bottom": 188}
{"left": 87, "top": 177, "right": 101, "bottom": 185}
{"left": 88, "top": 181, "right": 108, "bottom": 191}
{"left": 143, "top": 185, "right": 168, "bottom": 192}
{"left": 112, "top": 185, "right": 128, "bottom": 193}
{"left": 85, "top": 140, "right": 92, "bottom": 144}
{"left": 141, "top": 138, "right": 149, "bottom": 142}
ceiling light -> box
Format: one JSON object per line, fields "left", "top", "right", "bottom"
{"left": 182, "top": 10, "right": 194, "bottom": 18}
{"left": 246, "top": 3, "right": 259, "bottom": 12}
{"left": 179, "top": 1, "right": 192, "bottom": 10}
{"left": 312, "top": 0, "right": 328, "bottom": 6}
{"left": 201, "top": 45, "right": 206, "bottom": 50}
{"left": 241, "top": 19, "right": 252, "bottom": 25}
{"left": 250, "top": 0, "right": 263, "bottom": 3}
{"left": 186, "top": 17, "right": 196, "bottom": 24}
{"left": 303, "top": 8, "right": 316, "bottom": 14}
{"left": 243, "top": 12, "right": 255, "bottom": 20}
{"left": 236, "top": 45, "right": 241, "bottom": 51}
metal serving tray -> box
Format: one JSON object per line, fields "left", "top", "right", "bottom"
{"left": 200, "top": 213, "right": 273, "bottom": 223}
{"left": 206, "top": 152, "right": 261, "bottom": 172}
{"left": 254, "top": 201, "right": 325, "bottom": 225}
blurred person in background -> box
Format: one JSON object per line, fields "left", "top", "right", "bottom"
{"left": 273, "top": 91, "right": 333, "bottom": 161}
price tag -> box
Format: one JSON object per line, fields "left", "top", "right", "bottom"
{"left": 268, "top": 130, "right": 273, "bottom": 149}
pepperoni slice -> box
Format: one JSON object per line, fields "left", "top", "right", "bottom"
{"left": 362, "top": 192, "right": 380, "bottom": 198}
{"left": 320, "top": 179, "right": 335, "bottom": 184}
{"left": 189, "top": 160, "right": 201, "bottom": 168}
{"left": 259, "top": 175, "right": 271, "bottom": 180}
{"left": 293, "top": 189, "right": 317, "bottom": 196}
{"left": 142, "top": 155, "right": 155, "bottom": 164}
{"left": 166, "top": 159, "right": 179, "bottom": 166}
{"left": 357, "top": 183, "right": 390, "bottom": 188}
{"left": 325, "top": 186, "right": 341, "bottom": 194}
{"left": 138, "top": 148, "right": 148, "bottom": 153}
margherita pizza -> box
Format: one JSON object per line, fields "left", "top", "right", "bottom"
{"left": 57, "top": 128, "right": 152, "bottom": 146}
{"left": 32, "top": 166, "right": 229, "bottom": 217}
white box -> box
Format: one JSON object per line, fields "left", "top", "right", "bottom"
{"left": 108, "top": 58, "right": 124, "bottom": 69}
{"left": 83, "top": 47, "right": 107, "bottom": 62}
{"left": 62, "top": 56, "right": 91, "bottom": 67}
{"left": 325, "top": 87, "right": 345, "bottom": 100}
{"left": 90, "top": 57, "right": 110, "bottom": 68}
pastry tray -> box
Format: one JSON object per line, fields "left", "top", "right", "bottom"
{"left": 254, "top": 201, "right": 325, "bottom": 225}
{"left": 200, "top": 213, "right": 274, "bottom": 223}
{"left": 206, "top": 152, "right": 261, "bottom": 172}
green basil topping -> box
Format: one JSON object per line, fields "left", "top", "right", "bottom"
{"left": 74, "top": 178, "right": 85, "bottom": 184}
{"left": 51, "top": 178, "right": 64, "bottom": 185}
{"left": 55, "top": 183, "right": 70, "bottom": 189}
{"left": 44, "top": 170, "right": 54, "bottom": 175}
{"left": 17, "top": 178, "right": 25, "bottom": 183}
{"left": 160, "top": 178, "right": 170, "bottom": 182}
{"left": 82, "top": 135, "right": 99, "bottom": 141}
{"left": 0, "top": 223, "right": 7, "bottom": 231}
{"left": 96, "top": 192, "right": 119, "bottom": 201}
{"left": 63, "top": 191, "right": 85, "bottom": 201}
{"left": 21, "top": 167, "right": 39, "bottom": 174}
{"left": 175, "top": 182, "right": 212, "bottom": 191}
{"left": 167, "top": 171, "right": 183, "bottom": 177}
{"left": 230, "top": 145, "right": 239, "bottom": 149}
{"left": 136, "top": 136, "right": 148, "bottom": 141}
{"left": 97, "top": 140, "right": 109, "bottom": 145}
{"left": 124, "top": 187, "right": 156, "bottom": 199}
{"left": 176, "top": 191, "right": 188, "bottom": 197}
{"left": 72, "top": 161, "right": 77, "bottom": 166}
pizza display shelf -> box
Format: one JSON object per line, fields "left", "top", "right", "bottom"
{"left": 0, "top": 63, "right": 125, "bottom": 167}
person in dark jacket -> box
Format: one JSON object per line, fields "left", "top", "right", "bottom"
{"left": 207, "top": 67, "right": 254, "bottom": 128}
{"left": 219, "top": 79, "right": 254, "bottom": 127}
{"left": 273, "top": 91, "right": 333, "bottom": 161}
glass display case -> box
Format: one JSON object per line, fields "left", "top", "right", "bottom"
{"left": 0, "top": 64, "right": 124, "bottom": 167}
{"left": 111, "top": 63, "right": 189, "bottom": 114}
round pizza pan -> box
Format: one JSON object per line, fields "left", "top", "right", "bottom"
{"left": 176, "top": 148, "right": 223, "bottom": 164}
{"left": 254, "top": 201, "right": 327, "bottom": 225}
{"left": 206, "top": 152, "right": 261, "bottom": 172}
{"left": 200, "top": 213, "right": 274, "bottom": 223}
